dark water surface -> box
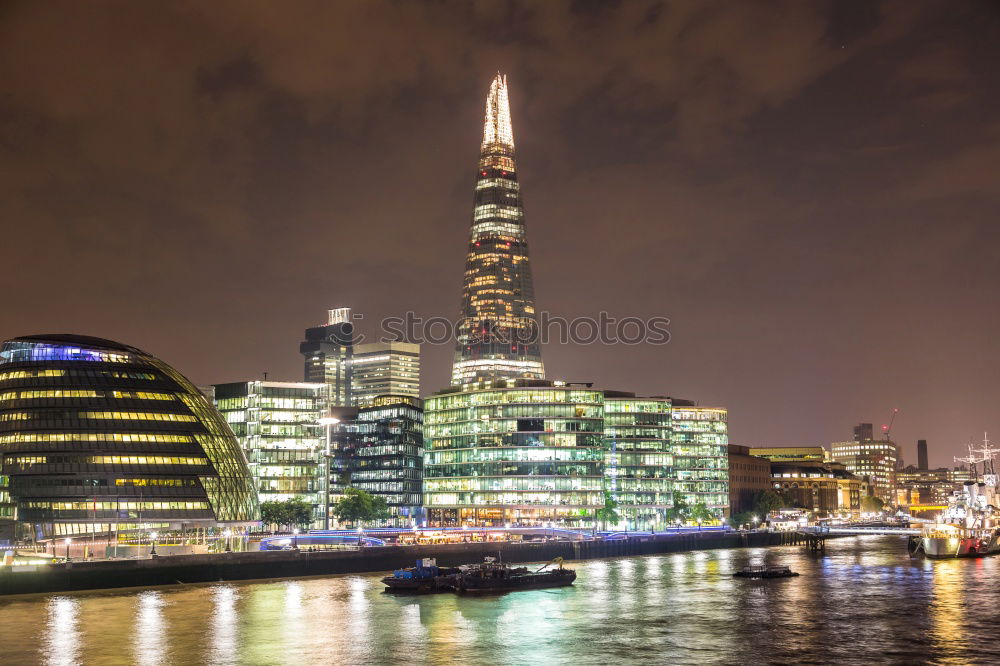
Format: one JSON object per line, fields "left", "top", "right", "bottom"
{"left": 0, "top": 536, "right": 994, "bottom": 665}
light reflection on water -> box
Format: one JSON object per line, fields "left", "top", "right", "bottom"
{"left": 1, "top": 537, "right": 997, "bottom": 665}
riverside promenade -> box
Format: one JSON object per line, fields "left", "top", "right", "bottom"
{"left": 0, "top": 530, "right": 824, "bottom": 596}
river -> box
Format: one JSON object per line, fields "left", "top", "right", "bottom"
{"left": 0, "top": 535, "right": 995, "bottom": 665}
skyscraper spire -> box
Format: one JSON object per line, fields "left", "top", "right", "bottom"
{"left": 482, "top": 73, "right": 514, "bottom": 149}
{"left": 452, "top": 74, "right": 545, "bottom": 385}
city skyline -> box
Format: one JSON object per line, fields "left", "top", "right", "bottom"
{"left": 2, "top": 2, "right": 998, "bottom": 466}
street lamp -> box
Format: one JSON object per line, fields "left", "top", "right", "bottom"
{"left": 318, "top": 416, "right": 341, "bottom": 531}
{"left": 357, "top": 526, "right": 363, "bottom": 548}
{"left": 64, "top": 537, "right": 72, "bottom": 562}
{"left": 292, "top": 528, "right": 300, "bottom": 550}
{"left": 223, "top": 528, "right": 233, "bottom": 552}
{"left": 149, "top": 531, "right": 158, "bottom": 557}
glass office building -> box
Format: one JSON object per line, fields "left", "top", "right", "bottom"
{"left": 350, "top": 342, "right": 421, "bottom": 408}
{"left": 0, "top": 334, "right": 258, "bottom": 539}
{"left": 334, "top": 396, "right": 424, "bottom": 526}
{"left": 670, "top": 405, "right": 730, "bottom": 519}
{"left": 452, "top": 74, "right": 545, "bottom": 385}
{"left": 213, "top": 381, "right": 328, "bottom": 527}
{"left": 604, "top": 393, "right": 674, "bottom": 529}
{"left": 424, "top": 380, "right": 604, "bottom": 527}
{"left": 831, "top": 434, "right": 898, "bottom": 503}
{"left": 300, "top": 307, "right": 354, "bottom": 406}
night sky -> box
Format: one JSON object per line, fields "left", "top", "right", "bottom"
{"left": 2, "top": 1, "right": 999, "bottom": 467}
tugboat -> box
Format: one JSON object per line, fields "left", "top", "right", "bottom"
{"left": 451, "top": 556, "right": 576, "bottom": 594}
{"left": 382, "top": 558, "right": 458, "bottom": 592}
{"left": 733, "top": 565, "right": 799, "bottom": 579}
{"left": 909, "top": 435, "right": 1000, "bottom": 560}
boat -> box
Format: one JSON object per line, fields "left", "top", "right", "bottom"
{"left": 450, "top": 556, "right": 576, "bottom": 593}
{"left": 381, "top": 558, "right": 458, "bottom": 592}
{"left": 909, "top": 435, "right": 1000, "bottom": 560}
{"left": 733, "top": 565, "right": 799, "bottom": 579}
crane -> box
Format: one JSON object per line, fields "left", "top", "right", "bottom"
{"left": 881, "top": 408, "right": 899, "bottom": 441}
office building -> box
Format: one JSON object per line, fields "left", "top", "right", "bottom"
{"left": 727, "top": 445, "right": 772, "bottom": 515}
{"left": 300, "top": 307, "right": 354, "bottom": 406}
{"left": 771, "top": 459, "right": 861, "bottom": 515}
{"left": 671, "top": 405, "right": 729, "bottom": 518}
{"left": 749, "top": 446, "right": 829, "bottom": 463}
{"left": 213, "top": 381, "right": 328, "bottom": 527}
{"left": 333, "top": 396, "right": 424, "bottom": 526}
{"left": 917, "top": 439, "right": 929, "bottom": 470}
{"left": 452, "top": 74, "right": 545, "bottom": 385}
{"left": 831, "top": 424, "right": 898, "bottom": 503}
{"left": 350, "top": 342, "right": 420, "bottom": 408}
{"left": 604, "top": 393, "right": 674, "bottom": 529}
{"left": 0, "top": 334, "right": 258, "bottom": 540}
{"left": 423, "top": 380, "right": 604, "bottom": 527}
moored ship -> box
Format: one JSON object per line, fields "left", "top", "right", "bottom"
{"left": 451, "top": 557, "right": 576, "bottom": 593}
{"left": 909, "top": 435, "right": 1000, "bottom": 560}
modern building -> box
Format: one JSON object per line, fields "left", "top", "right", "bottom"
{"left": 452, "top": 74, "right": 545, "bottom": 385}
{"left": 831, "top": 424, "right": 898, "bottom": 503}
{"left": 300, "top": 307, "right": 355, "bottom": 406}
{"left": 423, "top": 380, "right": 604, "bottom": 527}
{"left": 727, "top": 445, "right": 772, "bottom": 515}
{"left": 213, "top": 381, "right": 328, "bottom": 527}
{"left": 350, "top": 342, "right": 420, "bottom": 408}
{"left": 896, "top": 465, "right": 961, "bottom": 506}
{"left": 0, "top": 334, "right": 258, "bottom": 541}
{"left": 604, "top": 393, "right": 674, "bottom": 529}
{"left": 917, "top": 439, "right": 929, "bottom": 470}
{"left": 300, "top": 308, "right": 420, "bottom": 408}
{"left": 333, "top": 396, "right": 424, "bottom": 526}
{"left": 671, "top": 405, "right": 729, "bottom": 519}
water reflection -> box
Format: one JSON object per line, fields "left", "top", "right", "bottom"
{"left": 4, "top": 538, "right": 1000, "bottom": 665}
{"left": 132, "top": 591, "right": 166, "bottom": 665}
{"left": 42, "top": 597, "right": 80, "bottom": 666}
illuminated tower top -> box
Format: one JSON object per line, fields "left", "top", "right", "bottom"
{"left": 482, "top": 74, "right": 514, "bottom": 149}
{"left": 452, "top": 74, "right": 545, "bottom": 385}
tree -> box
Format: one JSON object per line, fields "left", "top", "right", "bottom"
{"left": 260, "top": 497, "right": 314, "bottom": 531}
{"left": 332, "top": 488, "right": 389, "bottom": 526}
{"left": 690, "top": 502, "right": 713, "bottom": 524}
{"left": 665, "top": 491, "right": 690, "bottom": 524}
{"left": 595, "top": 490, "right": 620, "bottom": 530}
{"left": 752, "top": 490, "right": 785, "bottom": 519}
{"left": 861, "top": 495, "right": 886, "bottom": 513}
{"left": 728, "top": 511, "right": 754, "bottom": 529}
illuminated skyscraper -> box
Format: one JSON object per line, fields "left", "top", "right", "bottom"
{"left": 452, "top": 74, "right": 545, "bottom": 385}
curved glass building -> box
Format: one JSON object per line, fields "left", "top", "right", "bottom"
{"left": 424, "top": 380, "right": 604, "bottom": 527}
{"left": 0, "top": 334, "right": 258, "bottom": 539}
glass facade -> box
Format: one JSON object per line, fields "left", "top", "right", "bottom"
{"left": 424, "top": 381, "right": 604, "bottom": 527}
{"left": 0, "top": 335, "right": 258, "bottom": 539}
{"left": 605, "top": 395, "right": 674, "bottom": 528}
{"left": 333, "top": 396, "right": 424, "bottom": 526}
{"left": 670, "top": 406, "right": 729, "bottom": 518}
{"left": 300, "top": 308, "right": 353, "bottom": 406}
{"left": 830, "top": 438, "right": 898, "bottom": 502}
{"left": 213, "top": 381, "right": 328, "bottom": 527}
{"left": 350, "top": 342, "right": 421, "bottom": 408}
{"left": 452, "top": 74, "right": 544, "bottom": 385}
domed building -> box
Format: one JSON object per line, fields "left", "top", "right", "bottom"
{"left": 0, "top": 334, "right": 259, "bottom": 541}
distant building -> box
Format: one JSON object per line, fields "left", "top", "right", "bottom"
{"left": 854, "top": 423, "right": 874, "bottom": 442}
{"left": 213, "top": 381, "right": 328, "bottom": 527}
{"left": 300, "top": 308, "right": 355, "bottom": 406}
{"left": 350, "top": 342, "right": 420, "bottom": 408}
{"left": 896, "top": 465, "right": 963, "bottom": 506}
{"left": 671, "top": 405, "right": 729, "bottom": 518}
{"left": 771, "top": 459, "right": 861, "bottom": 515}
{"left": 0, "top": 334, "right": 258, "bottom": 542}
{"left": 917, "top": 439, "right": 929, "bottom": 470}
{"left": 831, "top": 426, "right": 898, "bottom": 503}
{"left": 727, "top": 445, "right": 771, "bottom": 516}
{"left": 749, "top": 446, "right": 829, "bottom": 463}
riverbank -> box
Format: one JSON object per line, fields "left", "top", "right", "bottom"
{"left": 0, "top": 530, "right": 828, "bottom": 596}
